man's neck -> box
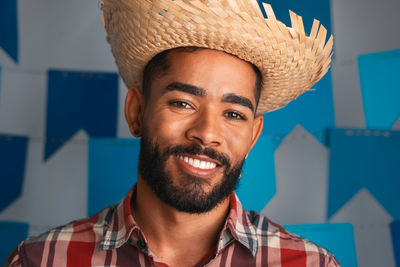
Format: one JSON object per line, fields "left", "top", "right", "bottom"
{"left": 133, "top": 177, "right": 231, "bottom": 267}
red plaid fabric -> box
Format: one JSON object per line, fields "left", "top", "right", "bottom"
{"left": 4, "top": 186, "right": 339, "bottom": 266}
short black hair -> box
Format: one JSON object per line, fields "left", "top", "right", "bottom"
{"left": 142, "top": 47, "right": 262, "bottom": 111}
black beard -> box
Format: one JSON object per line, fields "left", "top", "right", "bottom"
{"left": 138, "top": 136, "right": 244, "bottom": 214}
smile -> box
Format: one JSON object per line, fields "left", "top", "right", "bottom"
{"left": 176, "top": 155, "right": 217, "bottom": 170}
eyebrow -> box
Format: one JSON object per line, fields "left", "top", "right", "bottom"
{"left": 163, "top": 82, "right": 255, "bottom": 113}
{"left": 164, "top": 82, "right": 206, "bottom": 97}
{"left": 222, "top": 93, "right": 255, "bottom": 113}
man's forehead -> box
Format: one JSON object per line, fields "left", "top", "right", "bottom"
{"left": 143, "top": 47, "right": 260, "bottom": 114}
{"left": 168, "top": 48, "right": 249, "bottom": 67}
{"left": 161, "top": 48, "right": 257, "bottom": 95}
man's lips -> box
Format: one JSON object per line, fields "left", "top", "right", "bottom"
{"left": 176, "top": 154, "right": 219, "bottom": 169}
{"left": 174, "top": 154, "right": 221, "bottom": 177}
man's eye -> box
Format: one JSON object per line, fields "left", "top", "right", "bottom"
{"left": 170, "top": 100, "right": 192, "bottom": 109}
{"left": 225, "top": 111, "right": 246, "bottom": 120}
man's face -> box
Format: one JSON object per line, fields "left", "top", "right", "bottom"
{"left": 138, "top": 49, "right": 263, "bottom": 213}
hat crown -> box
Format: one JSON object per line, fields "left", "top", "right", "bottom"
{"left": 101, "top": 0, "right": 333, "bottom": 113}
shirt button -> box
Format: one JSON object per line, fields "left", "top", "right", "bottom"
{"left": 137, "top": 240, "right": 147, "bottom": 249}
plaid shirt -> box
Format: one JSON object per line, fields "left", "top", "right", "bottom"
{"left": 4, "top": 186, "right": 339, "bottom": 267}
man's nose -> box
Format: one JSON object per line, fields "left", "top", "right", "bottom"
{"left": 185, "top": 109, "right": 222, "bottom": 147}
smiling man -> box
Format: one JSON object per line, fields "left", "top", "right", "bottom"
{"left": 133, "top": 49, "right": 262, "bottom": 215}
{"left": 124, "top": 48, "right": 265, "bottom": 266}
{"left": 5, "top": 1, "right": 339, "bottom": 267}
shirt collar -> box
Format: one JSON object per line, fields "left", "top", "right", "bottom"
{"left": 218, "top": 193, "right": 259, "bottom": 257}
{"left": 99, "top": 185, "right": 259, "bottom": 257}
{"left": 99, "top": 185, "right": 141, "bottom": 251}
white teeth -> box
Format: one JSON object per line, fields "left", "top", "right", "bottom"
{"left": 205, "top": 162, "right": 210, "bottom": 169}
{"left": 199, "top": 161, "right": 207, "bottom": 169}
{"left": 176, "top": 155, "right": 217, "bottom": 170}
{"left": 193, "top": 159, "right": 200, "bottom": 168}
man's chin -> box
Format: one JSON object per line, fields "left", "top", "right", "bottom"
{"left": 138, "top": 137, "right": 243, "bottom": 213}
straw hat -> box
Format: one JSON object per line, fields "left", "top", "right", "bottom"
{"left": 100, "top": 0, "right": 333, "bottom": 114}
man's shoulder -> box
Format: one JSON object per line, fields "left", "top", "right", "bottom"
{"left": 3, "top": 205, "right": 117, "bottom": 267}
{"left": 245, "top": 210, "right": 340, "bottom": 266}
{"left": 245, "top": 209, "right": 326, "bottom": 247}
{"left": 29, "top": 204, "right": 116, "bottom": 243}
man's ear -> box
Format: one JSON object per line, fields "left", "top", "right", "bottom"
{"left": 246, "top": 114, "right": 264, "bottom": 159}
{"left": 125, "top": 87, "right": 145, "bottom": 138}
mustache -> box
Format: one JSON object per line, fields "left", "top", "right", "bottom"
{"left": 164, "top": 143, "right": 231, "bottom": 168}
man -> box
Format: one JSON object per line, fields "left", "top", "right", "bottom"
{"left": 5, "top": 0, "right": 338, "bottom": 266}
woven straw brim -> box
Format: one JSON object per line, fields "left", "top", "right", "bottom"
{"left": 100, "top": 0, "right": 333, "bottom": 114}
